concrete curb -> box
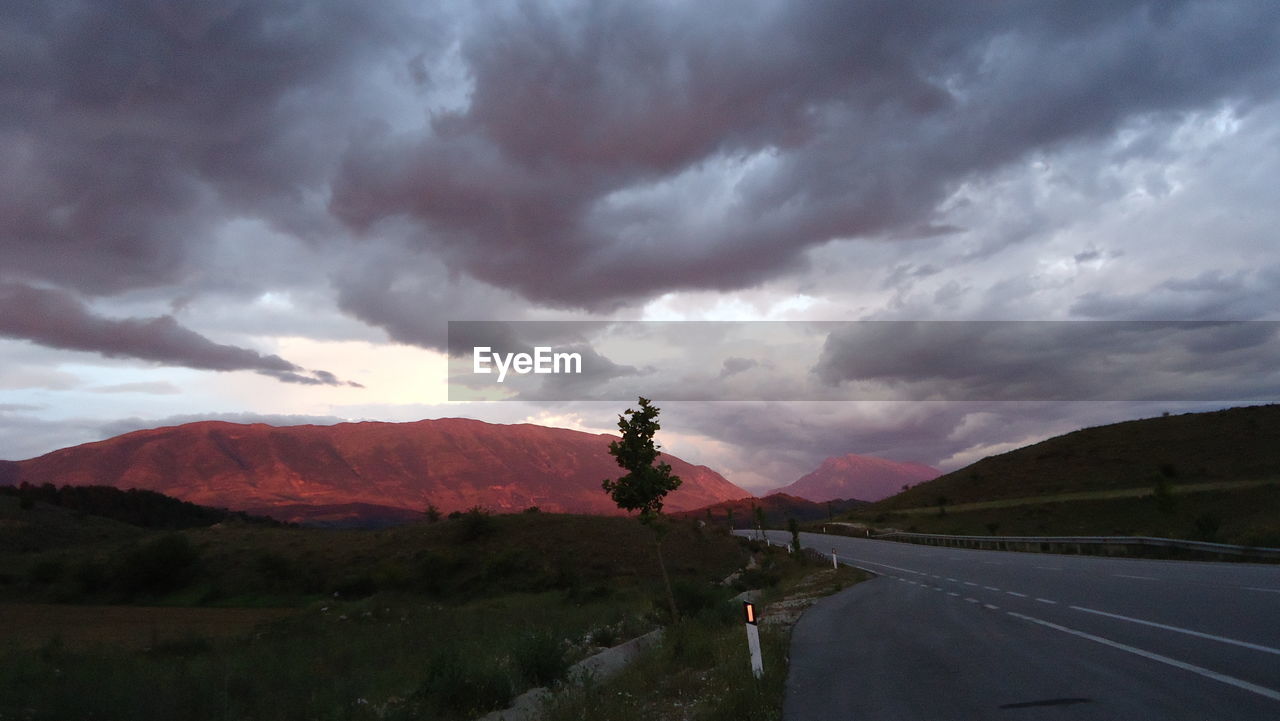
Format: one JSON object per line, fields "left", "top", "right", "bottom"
{"left": 475, "top": 628, "right": 664, "bottom": 721}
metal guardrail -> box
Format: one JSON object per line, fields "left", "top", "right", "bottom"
{"left": 870, "top": 531, "right": 1280, "bottom": 560}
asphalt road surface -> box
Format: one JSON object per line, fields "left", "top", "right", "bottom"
{"left": 739, "top": 530, "right": 1280, "bottom": 720}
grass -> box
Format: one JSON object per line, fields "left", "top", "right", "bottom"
{"left": 0, "top": 512, "right": 744, "bottom": 606}
{"left": 0, "top": 513, "right": 749, "bottom": 721}
{"left": 0, "top": 591, "right": 648, "bottom": 721}
{"left": 882, "top": 478, "right": 1279, "bottom": 516}
{"left": 878, "top": 404, "right": 1280, "bottom": 511}
{"left": 538, "top": 543, "right": 868, "bottom": 721}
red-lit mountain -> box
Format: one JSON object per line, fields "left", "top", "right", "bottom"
{"left": 766, "top": 454, "right": 940, "bottom": 502}
{"left": 2, "top": 419, "right": 749, "bottom": 522}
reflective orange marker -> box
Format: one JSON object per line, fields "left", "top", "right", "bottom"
{"left": 743, "top": 600, "right": 763, "bottom": 677}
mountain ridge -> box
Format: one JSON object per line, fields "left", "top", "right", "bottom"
{"left": 2, "top": 418, "right": 749, "bottom": 521}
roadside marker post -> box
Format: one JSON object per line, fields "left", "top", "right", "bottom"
{"left": 743, "top": 601, "right": 763, "bottom": 678}
{"left": 832, "top": 549, "right": 838, "bottom": 569}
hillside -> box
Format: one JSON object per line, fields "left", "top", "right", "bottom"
{"left": 675, "top": 493, "right": 867, "bottom": 526}
{"left": 875, "top": 404, "right": 1280, "bottom": 511}
{"left": 767, "top": 454, "right": 940, "bottom": 502}
{"left": 2, "top": 418, "right": 748, "bottom": 521}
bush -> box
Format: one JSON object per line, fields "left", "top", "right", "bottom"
{"left": 72, "top": 560, "right": 109, "bottom": 595}
{"left": 118, "top": 534, "right": 200, "bottom": 597}
{"left": 26, "top": 559, "right": 64, "bottom": 585}
{"left": 456, "top": 507, "right": 496, "bottom": 542}
{"left": 415, "top": 647, "right": 514, "bottom": 716}
{"left": 511, "top": 629, "right": 570, "bottom": 687}
{"left": 1193, "top": 513, "right": 1221, "bottom": 542}
{"left": 734, "top": 567, "right": 781, "bottom": 591}
{"left": 670, "top": 579, "right": 731, "bottom": 622}
{"left": 333, "top": 574, "right": 377, "bottom": 599}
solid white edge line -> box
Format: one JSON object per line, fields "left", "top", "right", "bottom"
{"left": 1006, "top": 611, "right": 1280, "bottom": 704}
{"left": 1069, "top": 605, "right": 1280, "bottom": 657}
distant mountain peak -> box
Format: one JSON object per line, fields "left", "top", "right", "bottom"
{"left": 766, "top": 453, "right": 940, "bottom": 503}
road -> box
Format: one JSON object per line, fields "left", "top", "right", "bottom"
{"left": 739, "top": 530, "right": 1280, "bottom": 720}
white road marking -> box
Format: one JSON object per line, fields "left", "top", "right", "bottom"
{"left": 983, "top": 586, "right": 1001, "bottom": 591}
{"left": 964, "top": 582, "right": 978, "bottom": 587}
{"left": 948, "top": 592, "right": 960, "bottom": 597}
{"left": 1069, "top": 606, "right": 1280, "bottom": 657}
{"left": 945, "top": 578, "right": 959, "bottom": 582}
{"left": 1244, "top": 587, "right": 1280, "bottom": 594}
{"left": 1113, "top": 574, "right": 1159, "bottom": 581}
{"left": 1007, "top": 612, "right": 1280, "bottom": 704}
{"left": 850, "top": 558, "right": 926, "bottom": 576}
{"left": 984, "top": 604, "right": 1000, "bottom": 610}
{"left": 1035, "top": 566, "right": 1063, "bottom": 571}
{"left": 965, "top": 597, "right": 980, "bottom": 603}
{"left": 1036, "top": 598, "right": 1058, "bottom": 605}
{"left": 982, "top": 561, "right": 1003, "bottom": 565}
{"left": 1006, "top": 591, "right": 1028, "bottom": 598}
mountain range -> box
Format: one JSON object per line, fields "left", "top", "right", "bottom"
{"left": 0, "top": 418, "right": 748, "bottom": 522}
{"left": 766, "top": 453, "right": 941, "bottom": 502}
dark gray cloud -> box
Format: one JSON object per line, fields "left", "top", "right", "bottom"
{"left": 330, "top": 0, "right": 1280, "bottom": 311}
{"left": 0, "top": 0, "right": 420, "bottom": 296}
{"left": 813, "top": 321, "right": 1280, "bottom": 401}
{"left": 0, "top": 282, "right": 357, "bottom": 385}
{"left": 719, "top": 357, "right": 760, "bottom": 379}
{"left": 89, "top": 382, "right": 182, "bottom": 395}
{"left": 1071, "top": 266, "right": 1280, "bottom": 320}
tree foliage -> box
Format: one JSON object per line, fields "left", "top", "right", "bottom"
{"left": 602, "top": 397, "right": 682, "bottom": 521}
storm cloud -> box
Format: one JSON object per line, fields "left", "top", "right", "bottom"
{"left": 329, "top": 0, "right": 1280, "bottom": 311}
{"left": 0, "top": 283, "right": 357, "bottom": 386}
{"left": 3, "top": 1, "right": 1280, "bottom": 485}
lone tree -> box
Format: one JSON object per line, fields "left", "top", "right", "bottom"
{"left": 603, "top": 396, "right": 683, "bottom": 618}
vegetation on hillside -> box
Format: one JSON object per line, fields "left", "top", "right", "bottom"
{"left": 877, "top": 405, "right": 1280, "bottom": 510}
{"left": 1, "top": 482, "right": 282, "bottom": 529}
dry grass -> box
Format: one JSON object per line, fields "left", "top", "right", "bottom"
{"left": 0, "top": 603, "right": 293, "bottom": 650}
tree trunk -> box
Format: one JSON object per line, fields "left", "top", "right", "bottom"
{"left": 655, "top": 534, "right": 679, "bottom": 621}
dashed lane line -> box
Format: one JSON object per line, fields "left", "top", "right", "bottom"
{"left": 1069, "top": 606, "right": 1280, "bottom": 657}
{"left": 1007, "top": 612, "right": 1280, "bottom": 704}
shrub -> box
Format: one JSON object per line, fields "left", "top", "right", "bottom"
{"left": 26, "top": 559, "right": 64, "bottom": 585}
{"left": 1193, "top": 513, "right": 1221, "bottom": 542}
{"left": 118, "top": 534, "right": 200, "bottom": 597}
{"left": 415, "top": 647, "right": 514, "bottom": 716}
{"left": 511, "top": 629, "right": 570, "bottom": 687}
{"left": 670, "top": 579, "right": 730, "bottom": 621}
{"left": 456, "top": 507, "right": 496, "bottom": 542}
{"left": 333, "top": 574, "right": 377, "bottom": 599}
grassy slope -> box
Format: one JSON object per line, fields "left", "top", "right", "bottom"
{"left": 839, "top": 405, "right": 1280, "bottom": 546}
{"left": 859, "top": 483, "right": 1280, "bottom": 547}
{"left": 877, "top": 404, "right": 1280, "bottom": 511}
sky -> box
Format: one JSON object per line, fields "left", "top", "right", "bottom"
{"left": 2, "top": 0, "right": 1279, "bottom": 493}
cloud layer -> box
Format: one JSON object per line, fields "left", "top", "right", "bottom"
{"left": 3, "top": 1, "right": 1280, "bottom": 485}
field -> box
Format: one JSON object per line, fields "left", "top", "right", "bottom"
{"left": 0, "top": 509, "right": 754, "bottom": 720}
